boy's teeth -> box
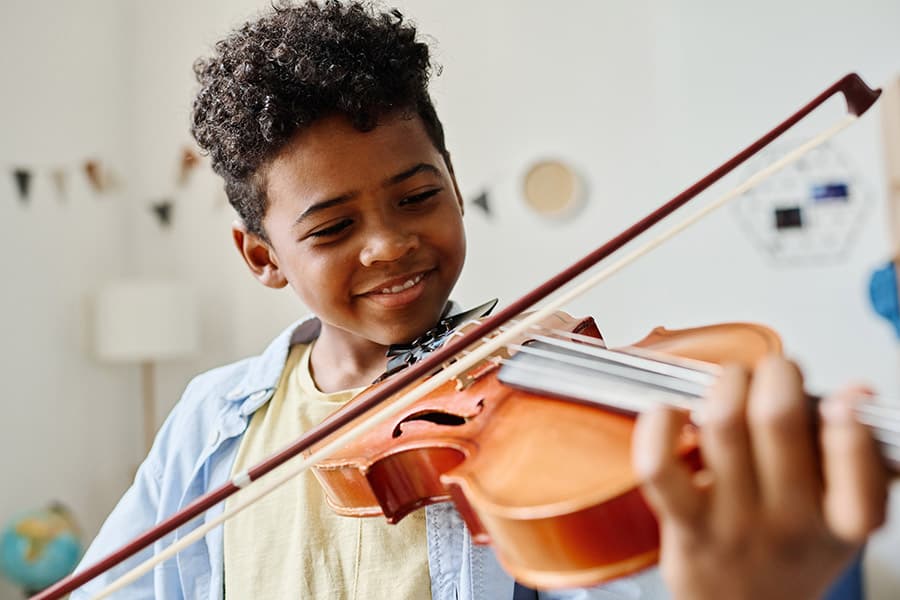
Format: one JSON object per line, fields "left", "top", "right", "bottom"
{"left": 379, "top": 273, "right": 423, "bottom": 294}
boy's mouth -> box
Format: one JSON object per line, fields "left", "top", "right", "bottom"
{"left": 360, "top": 270, "right": 432, "bottom": 308}
{"left": 376, "top": 272, "right": 426, "bottom": 294}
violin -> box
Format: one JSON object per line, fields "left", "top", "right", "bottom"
{"left": 34, "top": 73, "right": 892, "bottom": 600}
{"left": 314, "top": 311, "right": 786, "bottom": 589}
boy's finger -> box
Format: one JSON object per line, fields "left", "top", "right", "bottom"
{"left": 633, "top": 405, "right": 703, "bottom": 526}
{"left": 820, "top": 386, "right": 888, "bottom": 544}
{"left": 698, "top": 364, "right": 758, "bottom": 531}
{"left": 746, "top": 356, "right": 819, "bottom": 522}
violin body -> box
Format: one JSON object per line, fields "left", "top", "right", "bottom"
{"left": 312, "top": 312, "right": 783, "bottom": 589}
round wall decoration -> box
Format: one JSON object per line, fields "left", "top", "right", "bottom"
{"left": 522, "top": 159, "right": 583, "bottom": 219}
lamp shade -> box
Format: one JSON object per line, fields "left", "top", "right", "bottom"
{"left": 94, "top": 280, "right": 199, "bottom": 362}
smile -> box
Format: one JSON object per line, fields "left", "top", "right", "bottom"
{"left": 361, "top": 270, "right": 432, "bottom": 309}
{"left": 380, "top": 273, "right": 425, "bottom": 295}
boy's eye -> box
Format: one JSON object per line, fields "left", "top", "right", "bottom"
{"left": 400, "top": 188, "right": 441, "bottom": 206}
{"left": 309, "top": 219, "right": 352, "bottom": 238}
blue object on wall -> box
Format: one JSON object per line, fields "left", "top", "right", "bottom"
{"left": 812, "top": 182, "right": 850, "bottom": 202}
{"left": 869, "top": 260, "right": 900, "bottom": 339}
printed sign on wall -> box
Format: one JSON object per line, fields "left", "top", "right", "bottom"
{"left": 733, "top": 140, "right": 868, "bottom": 263}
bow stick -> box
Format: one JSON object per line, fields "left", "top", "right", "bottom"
{"left": 34, "top": 73, "right": 880, "bottom": 600}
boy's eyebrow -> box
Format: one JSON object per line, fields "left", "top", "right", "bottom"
{"left": 384, "top": 162, "right": 441, "bottom": 186}
{"left": 295, "top": 193, "right": 354, "bottom": 225}
{"left": 295, "top": 163, "right": 442, "bottom": 225}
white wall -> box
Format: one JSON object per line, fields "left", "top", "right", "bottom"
{"left": 0, "top": 2, "right": 138, "bottom": 598}
{"left": 1, "top": 1, "right": 898, "bottom": 598}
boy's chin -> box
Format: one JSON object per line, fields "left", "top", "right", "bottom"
{"left": 363, "top": 304, "right": 450, "bottom": 347}
{"left": 370, "top": 325, "right": 430, "bottom": 348}
{"left": 368, "top": 314, "right": 444, "bottom": 348}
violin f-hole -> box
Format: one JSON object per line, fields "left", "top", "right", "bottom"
{"left": 392, "top": 399, "right": 485, "bottom": 438}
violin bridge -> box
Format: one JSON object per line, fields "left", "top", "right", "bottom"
{"left": 452, "top": 349, "right": 508, "bottom": 391}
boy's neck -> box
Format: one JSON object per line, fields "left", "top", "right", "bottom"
{"left": 308, "top": 326, "right": 391, "bottom": 393}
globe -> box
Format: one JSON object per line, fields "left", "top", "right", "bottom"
{"left": 0, "top": 503, "right": 82, "bottom": 595}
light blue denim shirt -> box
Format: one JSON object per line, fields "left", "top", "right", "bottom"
{"left": 70, "top": 316, "right": 858, "bottom": 600}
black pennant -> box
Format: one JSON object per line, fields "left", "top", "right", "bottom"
{"left": 471, "top": 190, "right": 491, "bottom": 217}
{"left": 151, "top": 200, "right": 174, "bottom": 227}
{"left": 13, "top": 168, "right": 32, "bottom": 203}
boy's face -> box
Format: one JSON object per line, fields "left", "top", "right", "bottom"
{"left": 249, "top": 112, "right": 466, "bottom": 348}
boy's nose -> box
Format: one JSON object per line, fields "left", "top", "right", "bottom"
{"left": 359, "top": 226, "right": 419, "bottom": 266}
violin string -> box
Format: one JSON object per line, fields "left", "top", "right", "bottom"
{"left": 468, "top": 321, "right": 708, "bottom": 387}
{"left": 509, "top": 329, "right": 716, "bottom": 385}
{"left": 504, "top": 342, "right": 709, "bottom": 396}
{"left": 499, "top": 339, "right": 900, "bottom": 448}
{"left": 492, "top": 318, "right": 900, "bottom": 433}
{"left": 492, "top": 355, "right": 699, "bottom": 413}
{"left": 492, "top": 353, "right": 900, "bottom": 462}
{"left": 497, "top": 321, "right": 900, "bottom": 435}
{"left": 503, "top": 319, "right": 722, "bottom": 376}
{"left": 88, "top": 112, "right": 860, "bottom": 600}
{"left": 853, "top": 402, "right": 900, "bottom": 418}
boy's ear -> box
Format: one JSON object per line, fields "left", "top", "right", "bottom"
{"left": 231, "top": 221, "right": 288, "bottom": 289}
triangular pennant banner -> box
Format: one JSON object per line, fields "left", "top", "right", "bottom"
{"left": 84, "top": 160, "right": 106, "bottom": 193}
{"left": 471, "top": 190, "right": 491, "bottom": 217}
{"left": 13, "top": 168, "right": 32, "bottom": 203}
{"left": 151, "top": 200, "right": 174, "bottom": 227}
{"left": 177, "top": 147, "right": 200, "bottom": 187}
{"left": 50, "top": 168, "right": 68, "bottom": 200}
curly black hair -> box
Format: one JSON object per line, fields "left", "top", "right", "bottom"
{"left": 191, "top": 0, "right": 449, "bottom": 238}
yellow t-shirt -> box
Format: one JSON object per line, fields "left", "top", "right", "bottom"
{"left": 224, "top": 343, "right": 432, "bottom": 599}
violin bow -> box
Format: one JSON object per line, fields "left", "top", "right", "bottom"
{"left": 35, "top": 73, "right": 880, "bottom": 600}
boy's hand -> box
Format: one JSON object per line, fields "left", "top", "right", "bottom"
{"left": 632, "top": 356, "right": 888, "bottom": 600}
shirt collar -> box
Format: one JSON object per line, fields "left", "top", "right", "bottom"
{"left": 225, "top": 300, "right": 460, "bottom": 411}
{"left": 225, "top": 315, "right": 321, "bottom": 409}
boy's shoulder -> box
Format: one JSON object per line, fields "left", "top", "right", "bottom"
{"left": 173, "top": 356, "right": 258, "bottom": 421}
{"left": 149, "top": 316, "right": 322, "bottom": 467}
{"left": 185, "top": 315, "right": 321, "bottom": 407}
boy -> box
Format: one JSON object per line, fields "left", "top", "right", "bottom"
{"left": 72, "top": 2, "right": 887, "bottom": 598}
